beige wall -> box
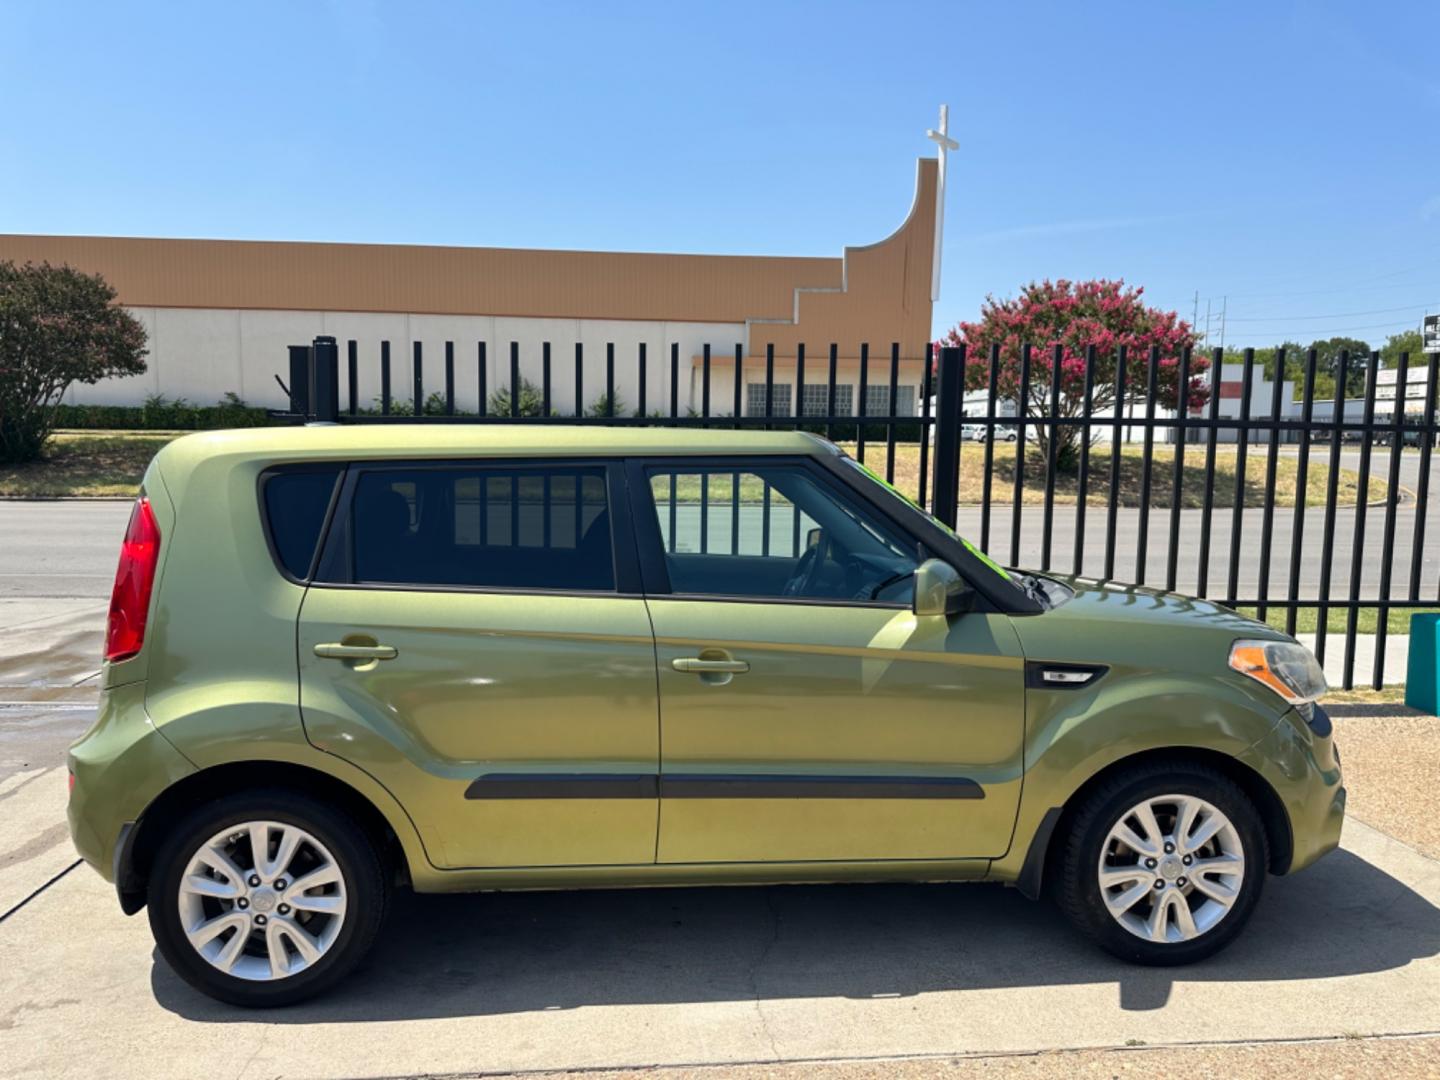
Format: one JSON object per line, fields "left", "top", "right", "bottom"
{"left": 750, "top": 158, "right": 936, "bottom": 367}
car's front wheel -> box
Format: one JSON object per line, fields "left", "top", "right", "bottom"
{"left": 1056, "top": 762, "right": 1268, "bottom": 965}
{"left": 147, "top": 790, "right": 388, "bottom": 1006}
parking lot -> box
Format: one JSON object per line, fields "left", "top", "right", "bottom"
{"left": 2, "top": 501, "right": 1439, "bottom": 1079}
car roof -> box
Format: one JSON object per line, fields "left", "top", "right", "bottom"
{"left": 157, "top": 424, "right": 831, "bottom": 468}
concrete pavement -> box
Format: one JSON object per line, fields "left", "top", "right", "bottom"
{"left": 2, "top": 763, "right": 1438, "bottom": 1079}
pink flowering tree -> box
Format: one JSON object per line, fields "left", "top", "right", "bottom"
{"left": 936, "top": 279, "right": 1209, "bottom": 472}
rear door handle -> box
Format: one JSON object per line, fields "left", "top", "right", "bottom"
{"left": 314, "top": 643, "right": 398, "bottom": 661}
{"left": 671, "top": 658, "right": 749, "bottom": 674}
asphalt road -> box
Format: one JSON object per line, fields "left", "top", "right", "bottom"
{"left": 0, "top": 500, "right": 131, "bottom": 599}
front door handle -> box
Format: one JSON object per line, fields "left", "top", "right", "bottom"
{"left": 314, "top": 643, "right": 398, "bottom": 661}
{"left": 671, "top": 657, "right": 749, "bottom": 674}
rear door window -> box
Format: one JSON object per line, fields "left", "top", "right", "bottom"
{"left": 261, "top": 466, "right": 343, "bottom": 580}
{"left": 320, "top": 463, "right": 615, "bottom": 592}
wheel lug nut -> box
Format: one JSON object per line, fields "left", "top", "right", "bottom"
{"left": 255, "top": 914, "right": 267, "bottom": 925}
{"left": 248, "top": 875, "right": 261, "bottom": 887}
{"left": 1182, "top": 855, "right": 1193, "bottom": 866}
{"left": 278, "top": 904, "right": 290, "bottom": 915}
{"left": 1163, "top": 843, "right": 1175, "bottom": 855}
{"left": 275, "top": 879, "right": 286, "bottom": 891}
{"left": 236, "top": 898, "right": 248, "bottom": 909}
{"left": 1177, "top": 877, "right": 1188, "bottom": 887}
{"left": 1144, "top": 858, "right": 1157, "bottom": 869}
{"left": 1154, "top": 879, "right": 1165, "bottom": 889}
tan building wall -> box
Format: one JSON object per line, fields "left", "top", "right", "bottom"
{"left": 0, "top": 158, "right": 936, "bottom": 411}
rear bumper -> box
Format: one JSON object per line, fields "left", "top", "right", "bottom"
{"left": 1239, "top": 705, "right": 1345, "bottom": 874}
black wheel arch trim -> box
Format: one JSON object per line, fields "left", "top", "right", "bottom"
{"left": 1016, "top": 806, "right": 1063, "bottom": 900}
{"left": 113, "top": 821, "right": 146, "bottom": 915}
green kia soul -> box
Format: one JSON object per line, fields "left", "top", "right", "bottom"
{"left": 67, "top": 426, "right": 1343, "bottom": 1006}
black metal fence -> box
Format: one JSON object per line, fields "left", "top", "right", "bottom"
{"left": 283, "top": 335, "right": 1440, "bottom": 691}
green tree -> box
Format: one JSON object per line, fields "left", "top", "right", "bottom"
{"left": 1380, "top": 329, "right": 1424, "bottom": 370}
{"left": 1246, "top": 342, "right": 1307, "bottom": 384}
{"left": 0, "top": 261, "right": 148, "bottom": 463}
{"left": 1309, "top": 336, "right": 1372, "bottom": 397}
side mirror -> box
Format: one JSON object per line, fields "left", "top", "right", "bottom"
{"left": 913, "top": 558, "right": 973, "bottom": 618}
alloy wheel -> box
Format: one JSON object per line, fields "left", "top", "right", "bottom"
{"left": 1096, "top": 793, "right": 1245, "bottom": 944}
{"left": 176, "top": 820, "right": 348, "bottom": 981}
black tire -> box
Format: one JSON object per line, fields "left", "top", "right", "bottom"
{"left": 1056, "top": 761, "right": 1268, "bottom": 966}
{"left": 147, "top": 789, "right": 388, "bottom": 1007}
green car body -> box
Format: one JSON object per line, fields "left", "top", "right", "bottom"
{"left": 67, "top": 425, "right": 1343, "bottom": 1002}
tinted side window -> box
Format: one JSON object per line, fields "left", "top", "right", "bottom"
{"left": 337, "top": 465, "right": 614, "bottom": 591}
{"left": 646, "top": 465, "right": 920, "bottom": 603}
{"left": 262, "top": 467, "right": 342, "bottom": 580}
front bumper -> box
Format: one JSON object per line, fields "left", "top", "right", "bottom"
{"left": 1239, "top": 703, "right": 1345, "bottom": 874}
{"left": 67, "top": 681, "right": 195, "bottom": 887}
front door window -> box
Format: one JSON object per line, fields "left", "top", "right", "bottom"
{"left": 646, "top": 465, "right": 920, "bottom": 605}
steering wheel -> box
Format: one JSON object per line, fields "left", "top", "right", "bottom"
{"left": 781, "top": 532, "right": 832, "bottom": 597}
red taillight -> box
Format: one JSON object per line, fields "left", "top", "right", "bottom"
{"left": 105, "top": 496, "right": 161, "bottom": 663}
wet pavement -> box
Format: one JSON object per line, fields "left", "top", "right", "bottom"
{"left": 0, "top": 500, "right": 124, "bottom": 781}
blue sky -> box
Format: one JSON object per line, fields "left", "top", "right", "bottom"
{"left": 2, "top": 0, "right": 1437, "bottom": 348}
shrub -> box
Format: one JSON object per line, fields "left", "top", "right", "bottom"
{"left": 586, "top": 391, "right": 627, "bottom": 418}
{"left": 488, "top": 379, "right": 549, "bottom": 418}
{"left": 49, "top": 392, "right": 274, "bottom": 430}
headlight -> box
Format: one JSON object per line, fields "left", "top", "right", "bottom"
{"left": 1228, "top": 639, "right": 1328, "bottom": 705}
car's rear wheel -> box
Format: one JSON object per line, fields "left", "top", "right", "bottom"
{"left": 147, "top": 790, "right": 388, "bottom": 1006}
{"left": 1056, "top": 762, "right": 1268, "bottom": 965}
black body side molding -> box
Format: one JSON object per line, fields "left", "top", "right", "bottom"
{"left": 465, "top": 773, "right": 985, "bottom": 800}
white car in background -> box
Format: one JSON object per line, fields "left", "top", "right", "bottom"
{"left": 961, "top": 423, "right": 1017, "bottom": 442}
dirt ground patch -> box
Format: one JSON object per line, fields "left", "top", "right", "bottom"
{"left": 1331, "top": 708, "right": 1440, "bottom": 859}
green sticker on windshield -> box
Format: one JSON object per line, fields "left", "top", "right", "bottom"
{"left": 848, "top": 457, "right": 1011, "bottom": 582}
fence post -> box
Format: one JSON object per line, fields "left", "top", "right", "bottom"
{"left": 310, "top": 336, "right": 339, "bottom": 423}
{"left": 932, "top": 345, "right": 964, "bottom": 529}
{"left": 287, "top": 345, "right": 312, "bottom": 417}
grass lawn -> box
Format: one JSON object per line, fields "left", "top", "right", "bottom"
{"left": 841, "top": 442, "right": 1389, "bottom": 509}
{"left": 0, "top": 432, "right": 1394, "bottom": 507}
{"left": 1235, "top": 605, "right": 1440, "bottom": 636}
{"left": 0, "top": 432, "right": 180, "bottom": 497}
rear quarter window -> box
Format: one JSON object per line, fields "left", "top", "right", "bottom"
{"left": 261, "top": 466, "right": 343, "bottom": 580}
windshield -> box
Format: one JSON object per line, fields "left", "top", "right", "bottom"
{"left": 836, "top": 454, "right": 1052, "bottom": 606}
